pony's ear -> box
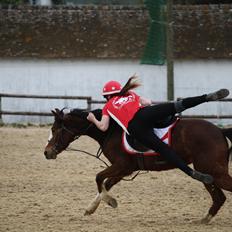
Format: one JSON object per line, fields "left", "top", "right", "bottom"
{"left": 51, "top": 109, "right": 63, "bottom": 120}
{"left": 55, "top": 108, "right": 60, "bottom": 114}
{"left": 51, "top": 110, "right": 57, "bottom": 116}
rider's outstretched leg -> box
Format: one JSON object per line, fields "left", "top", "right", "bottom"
{"left": 134, "top": 89, "right": 229, "bottom": 123}
{"left": 175, "top": 89, "right": 229, "bottom": 113}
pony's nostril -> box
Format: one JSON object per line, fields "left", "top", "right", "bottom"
{"left": 44, "top": 151, "right": 47, "bottom": 156}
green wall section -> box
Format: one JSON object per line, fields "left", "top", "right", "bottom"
{"left": 141, "top": 0, "right": 166, "bottom": 65}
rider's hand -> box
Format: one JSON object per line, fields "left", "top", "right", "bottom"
{"left": 87, "top": 112, "right": 95, "bottom": 122}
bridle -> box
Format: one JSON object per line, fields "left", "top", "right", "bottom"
{"left": 52, "top": 122, "right": 93, "bottom": 155}
{"left": 51, "top": 121, "right": 110, "bottom": 166}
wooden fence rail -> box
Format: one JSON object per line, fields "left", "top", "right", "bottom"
{"left": 0, "top": 93, "right": 232, "bottom": 121}
{"left": 0, "top": 93, "right": 93, "bottom": 119}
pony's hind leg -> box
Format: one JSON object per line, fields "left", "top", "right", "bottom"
{"left": 201, "top": 183, "right": 226, "bottom": 224}
{"left": 200, "top": 172, "right": 232, "bottom": 222}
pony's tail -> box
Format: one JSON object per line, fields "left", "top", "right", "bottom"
{"left": 118, "top": 74, "right": 141, "bottom": 96}
{"left": 221, "top": 128, "right": 232, "bottom": 161}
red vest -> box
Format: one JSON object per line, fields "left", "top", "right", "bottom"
{"left": 102, "top": 91, "right": 141, "bottom": 133}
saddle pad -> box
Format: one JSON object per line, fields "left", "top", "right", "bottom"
{"left": 122, "top": 119, "right": 179, "bottom": 156}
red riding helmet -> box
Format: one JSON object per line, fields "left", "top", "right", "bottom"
{"left": 102, "top": 80, "right": 122, "bottom": 96}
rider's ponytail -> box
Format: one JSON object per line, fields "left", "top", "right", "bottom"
{"left": 118, "top": 75, "right": 141, "bottom": 96}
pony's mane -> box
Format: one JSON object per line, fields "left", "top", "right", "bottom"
{"left": 69, "top": 108, "right": 102, "bottom": 120}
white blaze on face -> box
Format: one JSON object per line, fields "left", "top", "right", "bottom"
{"left": 46, "top": 129, "right": 53, "bottom": 146}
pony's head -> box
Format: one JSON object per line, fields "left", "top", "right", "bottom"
{"left": 44, "top": 108, "right": 90, "bottom": 159}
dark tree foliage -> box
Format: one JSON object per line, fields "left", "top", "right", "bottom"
{"left": 174, "top": 0, "right": 232, "bottom": 4}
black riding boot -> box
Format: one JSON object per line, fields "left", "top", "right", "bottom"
{"left": 153, "top": 142, "right": 214, "bottom": 184}
{"left": 175, "top": 89, "right": 229, "bottom": 113}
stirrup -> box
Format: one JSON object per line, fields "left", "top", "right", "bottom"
{"left": 206, "top": 89, "right": 229, "bottom": 101}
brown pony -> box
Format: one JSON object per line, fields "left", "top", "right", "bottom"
{"left": 44, "top": 108, "right": 232, "bottom": 223}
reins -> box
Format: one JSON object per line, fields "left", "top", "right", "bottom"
{"left": 66, "top": 146, "right": 110, "bottom": 167}
{"left": 63, "top": 121, "right": 147, "bottom": 181}
{"left": 66, "top": 145, "right": 147, "bottom": 181}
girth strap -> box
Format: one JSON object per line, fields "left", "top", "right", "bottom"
{"left": 136, "top": 154, "right": 169, "bottom": 170}
{"left": 136, "top": 153, "right": 145, "bottom": 170}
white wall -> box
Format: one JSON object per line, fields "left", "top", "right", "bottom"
{"left": 175, "top": 60, "right": 232, "bottom": 125}
{"left": 0, "top": 59, "right": 231, "bottom": 124}
{"left": 0, "top": 59, "right": 166, "bottom": 124}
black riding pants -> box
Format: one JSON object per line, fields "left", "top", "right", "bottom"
{"left": 127, "top": 94, "right": 207, "bottom": 176}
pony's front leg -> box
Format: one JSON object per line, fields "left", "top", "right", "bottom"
{"left": 84, "top": 192, "right": 101, "bottom": 215}
{"left": 101, "top": 184, "right": 118, "bottom": 208}
{"left": 84, "top": 165, "right": 122, "bottom": 215}
{"left": 84, "top": 184, "right": 117, "bottom": 215}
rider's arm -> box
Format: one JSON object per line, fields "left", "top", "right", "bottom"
{"left": 87, "top": 113, "right": 110, "bottom": 132}
{"left": 139, "top": 96, "right": 152, "bottom": 106}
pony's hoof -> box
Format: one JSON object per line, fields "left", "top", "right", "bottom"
{"left": 84, "top": 210, "right": 93, "bottom": 216}
{"left": 107, "top": 198, "right": 118, "bottom": 208}
{"left": 84, "top": 208, "right": 96, "bottom": 216}
{"left": 200, "top": 214, "right": 213, "bottom": 224}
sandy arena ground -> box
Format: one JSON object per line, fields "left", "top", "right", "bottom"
{"left": 0, "top": 126, "right": 232, "bottom": 232}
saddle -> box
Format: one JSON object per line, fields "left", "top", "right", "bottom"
{"left": 122, "top": 116, "right": 179, "bottom": 156}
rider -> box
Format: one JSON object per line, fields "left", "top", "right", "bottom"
{"left": 87, "top": 76, "right": 230, "bottom": 184}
